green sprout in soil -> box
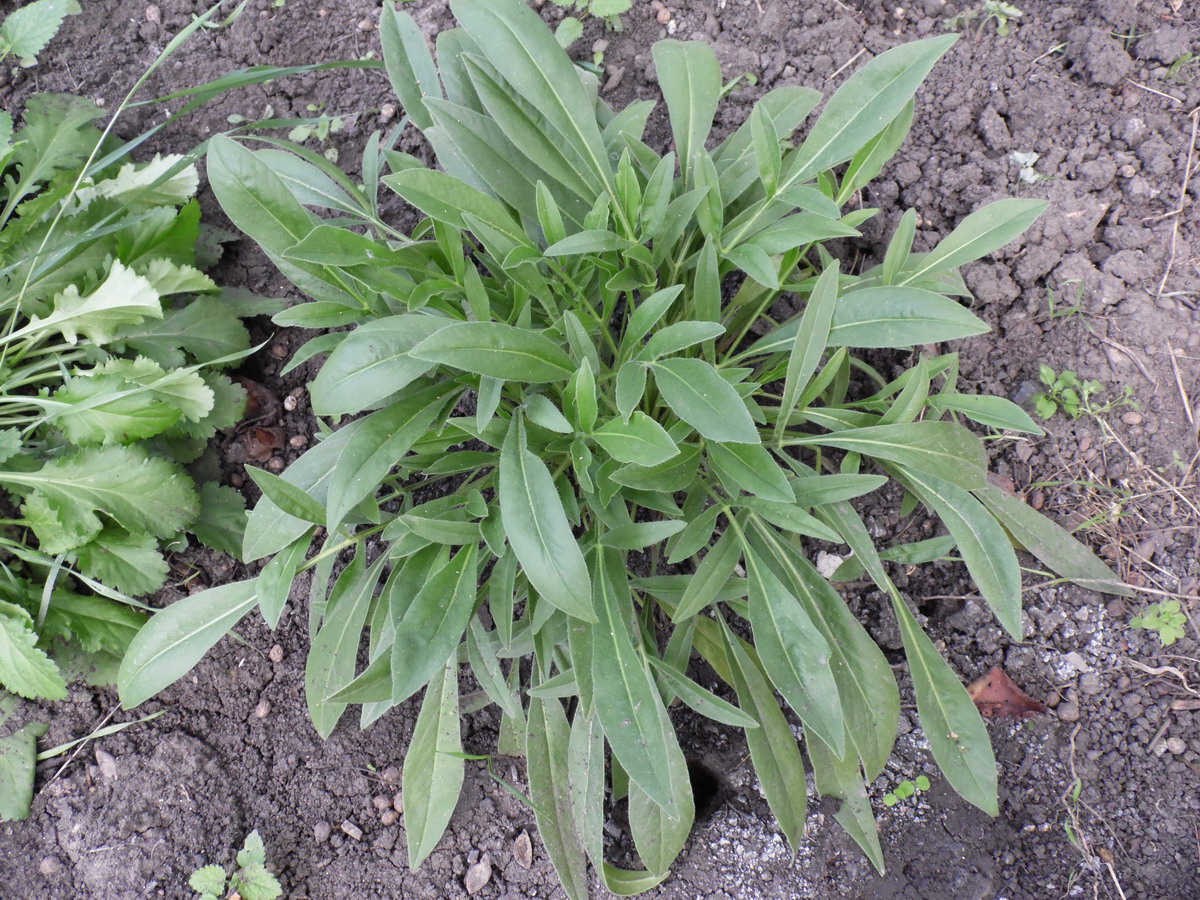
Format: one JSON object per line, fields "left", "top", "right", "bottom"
{"left": 1032, "top": 366, "right": 1138, "bottom": 422}
{"left": 189, "top": 831, "right": 282, "bottom": 900}
{"left": 1129, "top": 600, "right": 1187, "bottom": 647}
{"left": 944, "top": 1, "right": 1024, "bottom": 38}
{"left": 882, "top": 774, "right": 931, "bottom": 807}
{"left": 1168, "top": 52, "right": 1197, "bottom": 84}
{"left": 550, "top": 0, "right": 631, "bottom": 31}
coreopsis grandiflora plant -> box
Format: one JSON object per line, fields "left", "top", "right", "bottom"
{"left": 120, "top": 0, "right": 1129, "bottom": 892}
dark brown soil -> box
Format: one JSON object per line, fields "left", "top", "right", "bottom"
{"left": 1, "top": 1, "right": 1198, "bottom": 899}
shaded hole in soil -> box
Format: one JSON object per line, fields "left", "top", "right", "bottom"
{"left": 687, "top": 758, "right": 727, "bottom": 823}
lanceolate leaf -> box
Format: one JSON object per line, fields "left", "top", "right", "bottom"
{"left": 718, "top": 616, "right": 808, "bottom": 851}
{"left": 901, "top": 199, "right": 1046, "bottom": 285}
{"left": 897, "top": 468, "right": 1022, "bottom": 638}
{"left": 308, "top": 315, "right": 449, "bottom": 416}
{"left": 787, "top": 422, "right": 986, "bottom": 491}
{"left": 775, "top": 262, "right": 839, "bottom": 442}
{"left": 389, "top": 544, "right": 478, "bottom": 706}
{"left": 307, "top": 552, "right": 388, "bottom": 738}
{"left": 744, "top": 545, "right": 845, "bottom": 757}
{"left": 890, "top": 587, "right": 998, "bottom": 816}
{"left": 652, "top": 40, "right": 722, "bottom": 184}
{"left": 526, "top": 695, "right": 589, "bottom": 900}
{"left": 652, "top": 358, "right": 758, "bottom": 444}
{"left": 975, "top": 483, "right": 1131, "bottom": 597}
{"left": 591, "top": 547, "right": 688, "bottom": 818}
{"left": 499, "top": 418, "right": 595, "bottom": 622}
{"left": 403, "top": 659, "right": 465, "bottom": 869}
{"left": 118, "top": 580, "right": 259, "bottom": 708}
{"left": 411, "top": 321, "right": 574, "bottom": 382}
{"left": 592, "top": 412, "right": 679, "bottom": 467}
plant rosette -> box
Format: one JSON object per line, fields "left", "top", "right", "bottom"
{"left": 120, "top": 0, "right": 1130, "bottom": 894}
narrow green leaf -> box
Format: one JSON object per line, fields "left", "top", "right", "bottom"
{"left": 308, "top": 315, "right": 448, "bottom": 417}
{"left": 591, "top": 548, "right": 686, "bottom": 817}
{"left": 500, "top": 418, "right": 595, "bottom": 622}
{"left": 647, "top": 656, "right": 758, "bottom": 729}
{"left": 118, "top": 580, "right": 258, "bottom": 708}
{"left": 775, "top": 263, "right": 838, "bottom": 442}
{"left": 744, "top": 546, "right": 845, "bottom": 757}
{"left": 245, "top": 466, "right": 325, "bottom": 526}
{"left": 930, "top": 393, "right": 1043, "bottom": 435}
{"left": 718, "top": 616, "right": 808, "bottom": 851}
{"left": 787, "top": 422, "right": 986, "bottom": 491}
{"left": 975, "top": 483, "right": 1131, "bottom": 597}
{"left": 652, "top": 39, "right": 722, "bottom": 184}
{"left": 526, "top": 695, "right": 589, "bottom": 900}
{"left": 411, "top": 321, "right": 574, "bottom": 382}
{"left": 673, "top": 529, "right": 740, "bottom": 621}
{"left": 380, "top": 4, "right": 442, "bottom": 131}
{"left": 307, "top": 552, "right": 388, "bottom": 737}
{"left": 600, "top": 519, "right": 686, "bottom": 550}
{"left": 897, "top": 468, "right": 1022, "bottom": 638}
{"left": 615, "top": 362, "right": 647, "bottom": 421}
{"left": 404, "top": 660, "right": 465, "bottom": 868}
{"left": 901, "top": 199, "right": 1047, "bottom": 285}
{"left": 653, "top": 358, "right": 758, "bottom": 443}
{"left": 708, "top": 442, "right": 793, "bottom": 503}
{"left": 390, "top": 544, "right": 479, "bottom": 706}
{"left": 592, "top": 412, "right": 679, "bottom": 467}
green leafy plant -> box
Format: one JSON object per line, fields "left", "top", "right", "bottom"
{"left": 119, "top": 0, "right": 1129, "bottom": 893}
{"left": 1129, "top": 600, "right": 1187, "bottom": 646}
{"left": 550, "top": 0, "right": 631, "bottom": 30}
{"left": 1167, "top": 52, "right": 1198, "bottom": 84}
{"left": 0, "top": 94, "right": 257, "bottom": 706}
{"left": 945, "top": 1, "right": 1023, "bottom": 38}
{"left": 882, "top": 773, "right": 931, "bottom": 807}
{"left": 0, "top": 0, "right": 80, "bottom": 67}
{"left": 1032, "top": 365, "right": 1138, "bottom": 421}
{"left": 189, "top": 830, "right": 283, "bottom": 900}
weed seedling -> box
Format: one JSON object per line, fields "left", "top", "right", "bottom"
{"left": 1032, "top": 366, "right": 1138, "bottom": 421}
{"left": 882, "top": 775, "right": 931, "bottom": 807}
{"left": 189, "top": 831, "right": 282, "bottom": 900}
{"left": 1167, "top": 52, "right": 1197, "bottom": 84}
{"left": 549, "top": 0, "right": 631, "bottom": 30}
{"left": 1129, "top": 600, "right": 1187, "bottom": 646}
{"left": 945, "top": 1, "right": 1024, "bottom": 38}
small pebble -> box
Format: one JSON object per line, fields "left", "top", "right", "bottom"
{"left": 373, "top": 795, "right": 391, "bottom": 811}
{"left": 254, "top": 700, "right": 271, "bottom": 719}
{"left": 513, "top": 830, "right": 533, "bottom": 869}
{"left": 1120, "top": 411, "right": 1143, "bottom": 425}
{"left": 465, "top": 854, "right": 492, "bottom": 894}
{"left": 270, "top": 343, "right": 288, "bottom": 359}
{"left": 656, "top": 7, "right": 672, "bottom": 24}
{"left": 314, "top": 821, "right": 332, "bottom": 843}
{"left": 381, "top": 766, "right": 401, "bottom": 785}
{"left": 267, "top": 456, "right": 285, "bottom": 472}
{"left": 1166, "top": 737, "right": 1186, "bottom": 755}
{"left": 95, "top": 749, "right": 118, "bottom": 781}
{"left": 38, "top": 856, "right": 61, "bottom": 876}
{"left": 283, "top": 394, "right": 298, "bottom": 412}
{"left": 269, "top": 644, "right": 285, "bottom": 663}
{"left": 145, "top": 5, "right": 161, "bottom": 23}
{"left": 393, "top": 792, "right": 404, "bottom": 813}
{"left": 357, "top": 18, "right": 375, "bottom": 31}
{"left": 380, "top": 810, "right": 399, "bottom": 826}
{"left": 289, "top": 434, "right": 309, "bottom": 449}
{"left": 1057, "top": 702, "right": 1081, "bottom": 723}
{"left": 340, "top": 820, "right": 363, "bottom": 841}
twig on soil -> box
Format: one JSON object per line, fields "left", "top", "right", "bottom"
{"left": 1124, "top": 79, "right": 1184, "bottom": 104}
{"left": 1097, "top": 335, "right": 1156, "bottom": 385}
{"left": 1124, "top": 658, "right": 1198, "bottom": 696}
{"left": 826, "top": 48, "right": 866, "bottom": 82}
{"left": 39, "top": 704, "right": 119, "bottom": 794}
{"left": 1149, "top": 106, "right": 1199, "bottom": 306}
{"left": 1166, "top": 341, "right": 1197, "bottom": 435}
{"left": 1099, "top": 847, "right": 1129, "bottom": 900}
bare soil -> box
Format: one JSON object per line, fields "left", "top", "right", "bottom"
{"left": 1, "top": 1, "right": 1198, "bottom": 898}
